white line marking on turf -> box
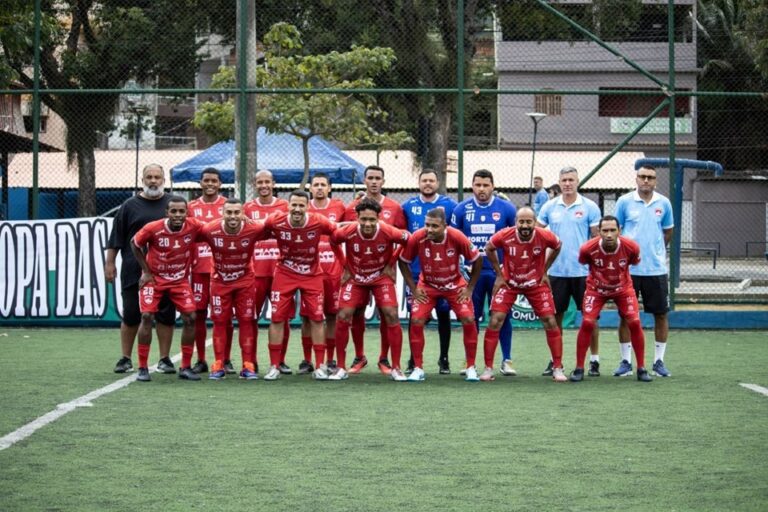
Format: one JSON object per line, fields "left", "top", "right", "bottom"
{"left": 0, "top": 339, "right": 212, "bottom": 451}
{"left": 739, "top": 383, "right": 768, "bottom": 397}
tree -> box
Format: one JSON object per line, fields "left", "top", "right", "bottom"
{"left": 194, "top": 22, "right": 411, "bottom": 188}
{"left": 0, "top": 1, "right": 205, "bottom": 216}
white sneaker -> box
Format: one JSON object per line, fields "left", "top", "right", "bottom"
{"left": 552, "top": 367, "right": 568, "bottom": 382}
{"left": 328, "top": 367, "right": 348, "bottom": 381}
{"left": 500, "top": 359, "right": 517, "bottom": 376}
{"left": 464, "top": 366, "right": 479, "bottom": 382}
{"left": 407, "top": 367, "right": 425, "bottom": 382}
{"left": 313, "top": 366, "right": 329, "bottom": 380}
{"left": 390, "top": 368, "right": 407, "bottom": 382}
{"left": 264, "top": 365, "right": 281, "bottom": 381}
{"left": 480, "top": 367, "right": 496, "bottom": 382}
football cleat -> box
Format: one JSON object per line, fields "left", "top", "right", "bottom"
{"left": 588, "top": 360, "right": 601, "bottom": 377}
{"left": 191, "top": 360, "right": 209, "bottom": 374}
{"left": 178, "top": 367, "right": 201, "bottom": 381}
{"left": 479, "top": 367, "right": 495, "bottom": 382}
{"left": 542, "top": 360, "right": 554, "bottom": 377}
{"left": 313, "top": 366, "right": 330, "bottom": 380}
{"left": 114, "top": 356, "right": 133, "bottom": 373}
{"left": 569, "top": 368, "right": 585, "bottom": 382}
{"left": 156, "top": 357, "right": 176, "bottom": 374}
{"left": 297, "top": 360, "right": 314, "bottom": 375}
{"left": 239, "top": 362, "right": 259, "bottom": 380}
{"left": 278, "top": 362, "right": 293, "bottom": 375}
{"left": 652, "top": 359, "right": 671, "bottom": 377}
{"left": 438, "top": 357, "right": 451, "bottom": 375}
{"left": 390, "top": 368, "right": 407, "bottom": 382}
{"left": 328, "top": 367, "right": 349, "bottom": 381}
{"left": 552, "top": 367, "right": 568, "bottom": 383}
{"left": 263, "top": 365, "right": 281, "bottom": 381}
{"left": 223, "top": 360, "right": 236, "bottom": 375}
{"left": 407, "top": 367, "right": 425, "bottom": 382}
{"left": 500, "top": 359, "right": 517, "bottom": 376}
{"left": 613, "top": 359, "right": 633, "bottom": 377}
{"left": 348, "top": 356, "right": 368, "bottom": 374}
{"left": 377, "top": 358, "right": 392, "bottom": 376}
{"left": 464, "top": 366, "right": 479, "bottom": 382}
{"left": 136, "top": 367, "right": 151, "bottom": 382}
{"left": 637, "top": 367, "right": 653, "bottom": 382}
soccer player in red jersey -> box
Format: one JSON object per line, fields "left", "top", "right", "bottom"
{"left": 242, "top": 170, "right": 291, "bottom": 372}
{"left": 197, "top": 198, "right": 267, "bottom": 380}
{"left": 482, "top": 207, "right": 566, "bottom": 382}
{"left": 187, "top": 168, "right": 228, "bottom": 374}
{"left": 331, "top": 198, "right": 410, "bottom": 381}
{"left": 570, "top": 215, "right": 652, "bottom": 382}
{"left": 298, "top": 172, "right": 347, "bottom": 374}
{"left": 398, "top": 208, "right": 483, "bottom": 382}
{"left": 262, "top": 190, "right": 337, "bottom": 380}
{"left": 342, "top": 165, "right": 406, "bottom": 375}
{"left": 130, "top": 197, "right": 202, "bottom": 382}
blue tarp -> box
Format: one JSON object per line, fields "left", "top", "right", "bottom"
{"left": 171, "top": 128, "right": 365, "bottom": 184}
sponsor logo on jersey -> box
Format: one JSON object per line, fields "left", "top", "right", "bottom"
{"left": 470, "top": 224, "right": 495, "bottom": 235}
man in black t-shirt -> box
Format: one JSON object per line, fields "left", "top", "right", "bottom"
{"left": 105, "top": 164, "right": 177, "bottom": 374}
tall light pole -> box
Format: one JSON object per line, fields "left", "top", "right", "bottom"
{"left": 526, "top": 112, "right": 547, "bottom": 206}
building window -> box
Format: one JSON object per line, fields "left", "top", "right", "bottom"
{"left": 598, "top": 87, "right": 690, "bottom": 118}
{"left": 23, "top": 115, "right": 47, "bottom": 133}
{"left": 534, "top": 92, "right": 562, "bottom": 116}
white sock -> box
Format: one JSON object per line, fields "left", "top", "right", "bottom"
{"left": 619, "top": 342, "right": 632, "bottom": 363}
{"left": 589, "top": 354, "right": 599, "bottom": 363}
{"left": 655, "top": 342, "right": 666, "bottom": 362}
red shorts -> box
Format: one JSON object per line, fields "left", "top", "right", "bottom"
{"left": 339, "top": 275, "right": 398, "bottom": 310}
{"left": 581, "top": 287, "right": 640, "bottom": 324}
{"left": 210, "top": 278, "right": 256, "bottom": 322}
{"left": 253, "top": 276, "right": 273, "bottom": 320}
{"left": 302, "top": 273, "right": 340, "bottom": 317}
{"left": 140, "top": 281, "right": 195, "bottom": 314}
{"left": 190, "top": 272, "right": 211, "bottom": 309}
{"left": 490, "top": 283, "right": 556, "bottom": 318}
{"left": 411, "top": 284, "right": 474, "bottom": 321}
{"left": 271, "top": 267, "right": 324, "bottom": 322}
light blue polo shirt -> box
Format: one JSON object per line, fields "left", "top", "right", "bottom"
{"left": 538, "top": 194, "right": 601, "bottom": 277}
{"left": 533, "top": 189, "right": 549, "bottom": 215}
{"left": 614, "top": 190, "right": 674, "bottom": 276}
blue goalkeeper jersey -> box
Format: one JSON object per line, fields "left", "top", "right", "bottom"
{"left": 402, "top": 193, "right": 457, "bottom": 275}
{"left": 450, "top": 196, "right": 517, "bottom": 273}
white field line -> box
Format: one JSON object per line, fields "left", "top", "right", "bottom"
{"left": 739, "top": 383, "right": 768, "bottom": 397}
{"left": 0, "top": 339, "right": 212, "bottom": 451}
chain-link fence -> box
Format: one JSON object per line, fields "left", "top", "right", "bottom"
{"left": 1, "top": 0, "right": 766, "bottom": 305}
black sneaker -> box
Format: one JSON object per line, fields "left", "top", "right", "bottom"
{"left": 438, "top": 357, "right": 451, "bottom": 375}
{"left": 114, "top": 356, "right": 133, "bottom": 373}
{"left": 223, "top": 360, "right": 237, "bottom": 374}
{"left": 326, "top": 360, "right": 338, "bottom": 373}
{"left": 278, "top": 362, "right": 293, "bottom": 375}
{"left": 569, "top": 368, "right": 585, "bottom": 382}
{"left": 191, "top": 360, "right": 209, "bottom": 374}
{"left": 178, "top": 367, "right": 202, "bottom": 381}
{"left": 137, "top": 367, "right": 151, "bottom": 382}
{"left": 157, "top": 357, "right": 176, "bottom": 374}
{"left": 588, "top": 360, "right": 601, "bottom": 377}
{"left": 405, "top": 357, "right": 415, "bottom": 375}
{"left": 542, "top": 360, "right": 554, "bottom": 377}
{"left": 637, "top": 367, "right": 653, "bottom": 382}
{"left": 297, "top": 359, "right": 314, "bottom": 375}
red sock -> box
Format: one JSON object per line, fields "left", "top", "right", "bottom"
{"left": 212, "top": 322, "right": 228, "bottom": 363}
{"left": 335, "top": 319, "right": 351, "bottom": 369}
{"left": 409, "top": 323, "right": 425, "bottom": 368}
{"left": 181, "top": 344, "right": 194, "bottom": 369}
{"left": 545, "top": 328, "right": 563, "bottom": 368}
{"left": 313, "top": 343, "right": 326, "bottom": 367}
{"left": 268, "top": 343, "right": 282, "bottom": 367}
{"left": 280, "top": 320, "right": 290, "bottom": 361}
{"left": 627, "top": 317, "right": 646, "bottom": 368}
{"left": 238, "top": 317, "right": 255, "bottom": 365}
{"left": 576, "top": 319, "right": 595, "bottom": 369}
{"left": 138, "top": 344, "right": 150, "bottom": 368}
{"left": 352, "top": 313, "right": 365, "bottom": 358}
{"left": 379, "top": 321, "right": 390, "bottom": 361}
{"left": 224, "top": 322, "right": 234, "bottom": 360}
{"left": 483, "top": 328, "right": 500, "bottom": 368}
{"left": 325, "top": 337, "right": 336, "bottom": 362}
{"left": 387, "top": 323, "right": 403, "bottom": 369}
{"left": 301, "top": 336, "right": 313, "bottom": 362}
{"left": 194, "top": 312, "right": 207, "bottom": 362}
{"left": 462, "top": 323, "right": 478, "bottom": 367}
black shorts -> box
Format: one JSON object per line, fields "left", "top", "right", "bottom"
{"left": 631, "top": 275, "right": 670, "bottom": 315}
{"left": 549, "top": 276, "right": 587, "bottom": 314}
{"left": 121, "top": 283, "right": 176, "bottom": 327}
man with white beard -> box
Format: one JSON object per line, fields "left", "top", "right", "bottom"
{"left": 105, "top": 164, "right": 177, "bottom": 374}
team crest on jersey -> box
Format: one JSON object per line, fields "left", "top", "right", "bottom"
{"left": 655, "top": 208, "right": 662, "bottom": 216}
{"left": 492, "top": 212, "right": 501, "bottom": 221}
{"left": 619, "top": 259, "right": 628, "bottom": 267}
{"left": 183, "top": 235, "right": 192, "bottom": 244}
{"left": 377, "top": 244, "right": 386, "bottom": 252}
{"left": 329, "top": 214, "right": 337, "bottom": 221}
{"left": 307, "top": 231, "right": 317, "bottom": 240}
{"left": 241, "top": 239, "right": 250, "bottom": 247}
{"left": 574, "top": 211, "right": 584, "bottom": 218}
{"left": 383, "top": 211, "right": 392, "bottom": 219}
{"left": 446, "top": 249, "right": 455, "bottom": 257}
{"left": 533, "top": 247, "right": 542, "bottom": 255}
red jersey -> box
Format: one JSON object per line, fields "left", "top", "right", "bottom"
{"left": 400, "top": 227, "right": 479, "bottom": 291}
{"left": 343, "top": 195, "right": 406, "bottom": 228}
{"left": 133, "top": 218, "right": 203, "bottom": 285}
{"left": 187, "top": 195, "right": 226, "bottom": 274}
{"left": 309, "top": 197, "right": 347, "bottom": 276}
{"left": 264, "top": 212, "right": 336, "bottom": 276}
{"left": 332, "top": 222, "right": 409, "bottom": 284}
{"left": 579, "top": 236, "right": 641, "bottom": 295}
{"left": 243, "top": 197, "right": 289, "bottom": 277}
{"left": 489, "top": 227, "right": 561, "bottom": 289}
{"left": 197, "top": 220, "right": 267, "bottom": 283}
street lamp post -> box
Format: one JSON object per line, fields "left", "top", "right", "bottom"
{"left": 123, "top": 80, "right": 151, "bottom": 194}
{"left": 526, "top": 112, "right": 547, "bottom": 206}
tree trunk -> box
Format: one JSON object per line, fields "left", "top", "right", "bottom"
{"left": 77, "top": 147, "right": 97, "bottom": 217}
{"left": 428, "top": 98, "right": 453, "bottom": 195}
{"left": 300, "top": 136, "right": 311, "bottom": 189}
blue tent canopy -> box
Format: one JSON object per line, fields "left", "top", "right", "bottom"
{"left": 171, "top": 128, "right": 365, "bottom": 185}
